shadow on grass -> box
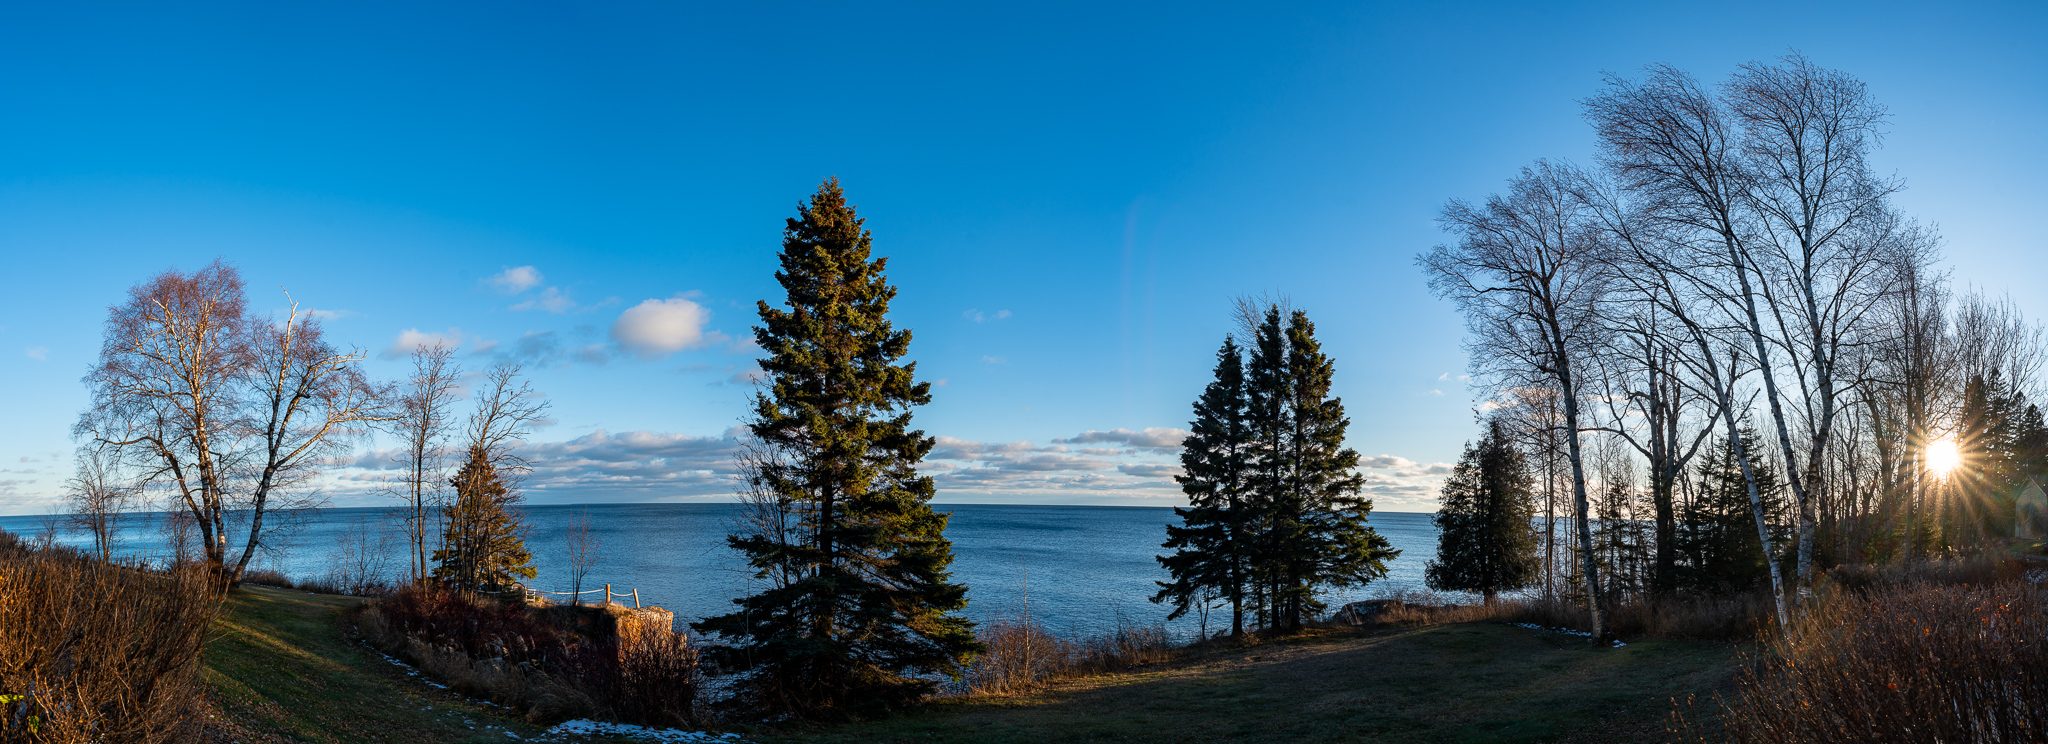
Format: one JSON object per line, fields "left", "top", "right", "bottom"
{"left": 778, "top": 623, "right": 1738, "bottom": 744}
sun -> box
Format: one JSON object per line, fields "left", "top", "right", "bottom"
{"left": 1927, "top": 436, "right": 1962, "bottom": 480}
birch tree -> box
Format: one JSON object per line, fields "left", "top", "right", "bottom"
{"left": 1425, "top": 160, "right": 1615, "bottom": 640}
{"left": 77, "top": 261, "right": 386, "bottom": 585}
{"left": 391, "top": 343, "right": 461, "bottom": 584}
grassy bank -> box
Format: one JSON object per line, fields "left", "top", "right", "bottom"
{"left": 201, "top": 585, "right": 1737, "bottom": 742}
{"left": 778, "top": 624, "right": 1738, "bottom": 744}
{"left": 203, "top": 585, "right": 543, "bottom": 742}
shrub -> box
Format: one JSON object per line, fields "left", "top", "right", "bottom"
{"left": 966, "top": 620, "right": 1076, "bottom": 695}
{"left": 0, "top": 532, "right": 220, "bottom": 742}
{"left": 358, "top": 585, "right": 699, "bottom": 726}
{"left": 1695, "top": 580, "right": 2048, "bottom": 743}
{"left": 963, "top": 614, "right": 1175, "bottom": 696}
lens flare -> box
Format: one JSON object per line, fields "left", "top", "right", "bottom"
{"left": 1927, "top": 436, "right": 1962, "bottom": 479}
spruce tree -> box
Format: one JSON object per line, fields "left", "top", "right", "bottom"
{"left": 1678, "top": 426, "right": 1784, "bottom": 595}
{"left": 1155, "top": 336, "right": 1252, "bottom": 636}
{"left": 1276, "top": 309, "right": 1395, "bottom": 629}
{"left": 1242, "top": 305, "right": 1291, "bottom": 630}
{"left": 692, "top": 179, "right": 976, "bottom": 717}
{"left": 1426, "top": 421, "right": 1539, "bottom": 603}
{"left": 432, "top": 444, "right": 535, "bottom": 594}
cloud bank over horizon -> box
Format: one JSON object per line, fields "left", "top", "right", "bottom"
{"left": 307, "top": 425, "right": 1450, "bottom": 513}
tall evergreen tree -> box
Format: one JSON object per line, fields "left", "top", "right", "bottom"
{"left": 432, "top": 444, "right": 535, "bottom": 594}
{"left": 1154, "top": 336, "right": 1253, "bottom": 636}
{"left": 692, "top": 179, "right": 976, "bottom": 717}
{"left": 1426, "top": 420, "right": 1540, "bottom": 603}
{"left": 1274, "top": 309, "right": 1396, "bottom": 629}
{"left": 1243, "top": 305, "right": 1292, "bottom": 630}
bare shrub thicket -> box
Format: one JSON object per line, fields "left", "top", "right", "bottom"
{"left": 0, "top": 533, "right": 220, "bottom": 742}
{"left": 358, "top": 585, "right": 699, "bottom": 726}
{"left": 1681, "top": 580, "right": 2048, "bottom": 743}
{"left": 965, "top": 613, "right": 1175, "bottom": 696}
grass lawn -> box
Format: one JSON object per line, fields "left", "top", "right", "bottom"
{"left": 772, "top": 624, "right": 1739, "bottom": 744}
{"left": 202, "top": 584, "right": 544, "bottom": 743}
{"left": 201, "top": 586, "right": 1737, "bottom": 743}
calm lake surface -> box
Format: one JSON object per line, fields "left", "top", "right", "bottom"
{"left": 0, "top": 503, "right": 1451, "bottom": 640}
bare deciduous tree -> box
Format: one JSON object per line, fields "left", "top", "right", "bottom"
{"left": 567, "top": 510, "right": 601, "bottom": 606}
{"left": 76, "top": 261, "right": 388, "bottom": 585}
{"left": 391, "top": 343, "right": 461, "bottom": 585}
{"left": 1425, "top": 160, "right": 1616, "bottom": 640}
{"left": 67, "top": 445, "right": 133, "bottom": 562}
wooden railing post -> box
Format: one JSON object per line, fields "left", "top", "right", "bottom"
{"left": 632, "top": 588, "right": 640, "bottom": 609}
{"left": 604, "top": 582, "right": 612, "bottom": 605}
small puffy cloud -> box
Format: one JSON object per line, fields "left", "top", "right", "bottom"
{"left": 24, "top": 347, "right": 47, "bottom": 362}
{"left": 384, "top": 328, "right": 463, "bottom": 358}
{"left": 512, "top": 286, "right": 575, "bottom": 314}
{"left": 964, "top": 308, "right": 1014, "bottom": 323}
{"left": 981, "top": 355, "right": 1007, "bottom": 366}
{"left": 487, "top": 266, "right": 543, "bottom": 293}
{"left": 612, "top": 296, "right": 712, "bottom": 357}
{"left": 303, "top": 308, "right": 354, "bottom": 321}
{"left": 1055, "top": 427, "right": 1190, "bottom": 450}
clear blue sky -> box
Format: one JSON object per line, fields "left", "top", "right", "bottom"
{"left": 2, "top": 1, "right": 2044, "bottom": 515}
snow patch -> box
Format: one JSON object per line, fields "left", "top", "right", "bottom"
{"left": 374, "top": 649, "right": 450, "bottom": 690}
{"left": 1511, "top": 621, "right": 1624, "bottom": 647}
{"left": 542, "top": 719, "right": 740, "bottom": 743}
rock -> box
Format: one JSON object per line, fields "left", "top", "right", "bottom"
{"left": 1334, "top": 600, "right": 1401, "bottom": 625}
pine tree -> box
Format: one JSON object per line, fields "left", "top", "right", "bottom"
{"left": 431, "top": 444, "right": 535, "bottom": 594}
{"left": 1154, "top": 336, "right": 1253, "bottom": 636}
{"left": 1426, "top": 420, "right": 1540, "bottom": 603}
{"left": 692, "top": 179, "right": 976, "bottom": 717}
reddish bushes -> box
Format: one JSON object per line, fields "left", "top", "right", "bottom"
{"left": 358, "top": 585, "right": 700, "bottom": 726}
{"left": 1696, "top": 580, "right": 2048, "bottom": 743}
{"left": 0, "top": 532, "right": 220, "bottom": 742}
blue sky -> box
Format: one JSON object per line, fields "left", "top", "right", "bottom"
{"left": 2, "top": 2, "right": 2045, "bottom": 515}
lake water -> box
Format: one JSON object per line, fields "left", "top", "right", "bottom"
{"left": 0, "top": 503, "right": 1450, "bottom": 640}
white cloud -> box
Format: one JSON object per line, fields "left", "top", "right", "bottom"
{"left": 981, "top": 355, "right": 1007, "bottom": 365}
{"left": 964, "top": 308, "right": 1014, "bottom": 323}
{"left": 24, "top": 347, "right": 47, "bottom": 362}
{"left": 512, "top": 286, "right": 575, "bottom": 314}
{"left": 487, "top": 266, "right": 543, "bottom": 293}
{"left": 303, "top": 308, "right": 354, "bottom": 321}
{"left": 612, "top": 296, "right": 711, "bottom": 357}
{"left": 384, "top": 328, "right": 463, "bottom": 358}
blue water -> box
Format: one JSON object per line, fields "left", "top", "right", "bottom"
{"left": 0, "top": 503, "right": 1447, "bottom": 640}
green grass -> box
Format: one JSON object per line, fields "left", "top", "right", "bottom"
{"left": 202, "top": 587, "right": 1737, "bottom": 743}
{"left": 771, "top": 624, "right": 1739, "bottom": 744}
{"left": 203, "top": 585, "right": 543, "bottom": 743}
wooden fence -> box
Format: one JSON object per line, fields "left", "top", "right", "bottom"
{"left": 525, "top": 582, "right": 643, "bottom": 608}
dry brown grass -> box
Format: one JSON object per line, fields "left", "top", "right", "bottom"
{"left": 0, "top": 532, "right": 221, "bottom": 742}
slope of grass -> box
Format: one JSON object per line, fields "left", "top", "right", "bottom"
{"left": 776, "top": 624, "right": 1738, "bottom": 744}
{"left": 202, "top": 585, "right": 1736, "bottom": 743}
{"left": 202, "top": 585, "right": 544, "bottom": 743}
